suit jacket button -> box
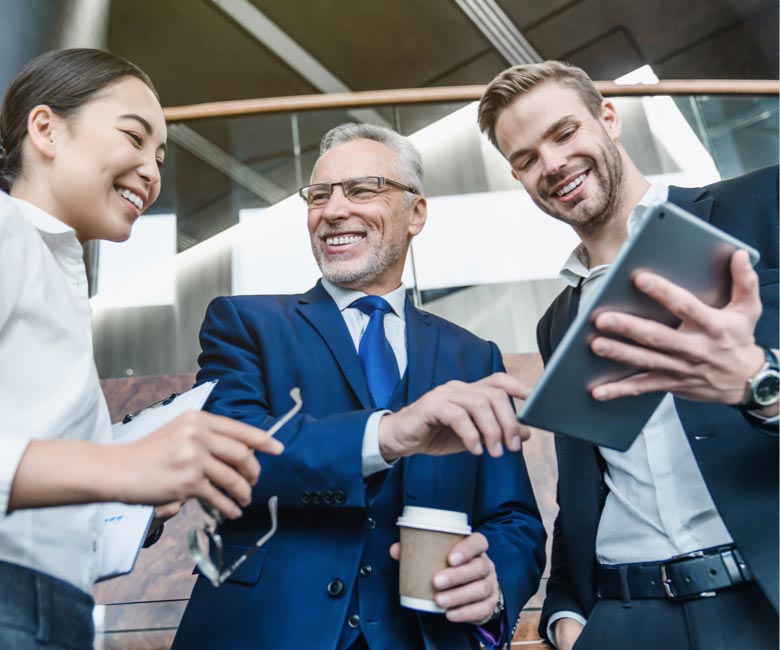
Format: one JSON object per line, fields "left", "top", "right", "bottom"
{"left": 323, "top": 490, "right": 334, "bottom": 504}
{"left": 359, "top": 564, "right": 372, "bottom": 577}
{"left": 327, "top": 579, "right": 344, "bottom": 597}
{"left": 300, "top": 491, "right": 311, "bottom": 504}
{"left": 334, "top": 490, "right": 346, "bottom": 504}
{"left": 347, "top": 614, "right": 360, "bottom": 628}
{"left": 366, "top": 517, "right": 376, "bottom": 530}
{"left": 311, "top": 491, "right": 323, "bottom": 505}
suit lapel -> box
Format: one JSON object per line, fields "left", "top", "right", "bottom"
{"left": 404, "top": 298, "right": 438, "bottom": 402}
{"left": 550, "top": 285, "right": 580, "bottom": 354}
{"left": 668, "top": 184, "right": 714, "bottom": 223}
{"left": 296, "top": 282, "right": 373, "bottom": 408}
{"left": 402, "top": 299, "right": 440, "bottom": 503}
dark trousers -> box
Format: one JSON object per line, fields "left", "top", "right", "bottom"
{"left": 573, "top": 583, "right": 778, "bottom": 650}
{"left": 0, "top": 560, "right": 94, "bottom": 650}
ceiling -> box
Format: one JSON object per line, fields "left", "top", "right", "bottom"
{"left": 106, "top": 0, "right": 779, "bottom": 108}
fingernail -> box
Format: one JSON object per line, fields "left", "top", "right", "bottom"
{"left": 592, "top": 388, "right": 606, "bottom": 401}
{"left": 449, "top": 552, "right": 464, "bottom": 566}
{"left": 433, "top": 575, "right": 449, "bottom": 589}
{"left": 472, "top": 443, "right": 483, "bottom": 455}
{"left": 636, "top": 275, "right": 652, "bottom": 290}
{"left": 492, "top": 442, "right": 503, "bottom": 457}
{"left": 599, "top": 315, "right": 615, "bottom": 328}
{"left": 510, "top": 436, "right": 522, "bottom": 451}
{"left": 436, "top": 594, "right": 451, "bottom": 607}
{"left": 447, "top": 609, "right": 461, "bottom": 621}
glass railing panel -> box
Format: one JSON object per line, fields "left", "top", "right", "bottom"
{"left": 91, "top": 91, "right": 779, "bottom": 378}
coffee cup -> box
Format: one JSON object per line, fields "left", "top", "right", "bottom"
{"left": 396, "top": 506, "right": 471, "bottom": 613}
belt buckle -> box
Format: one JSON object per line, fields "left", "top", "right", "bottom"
{"left": 659, "top": 550, "right": 716, "bottom": 601}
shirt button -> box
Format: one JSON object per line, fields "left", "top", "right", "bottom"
{"left": 366, "top": 517, "right": 376, "bottom": 530}
{"left": 327, "top": 579, "right": 345, "bottom": 597}
{"left": 92, "top": 541, "right": 98, "bottom": 552}
{"left": 347, "top": 614, "right": 360, "bottom": 628}
{"left": 359, "top": 564, "right": 372, "bottom": 577}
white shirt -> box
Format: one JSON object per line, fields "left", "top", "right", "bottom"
{"left": 320, "top": 278, "right": 406, "bottom": 477}
{"left": 548, "top": 184, "right": 733, "bottom": 643}
{"left": 0, "top": 193, "right": 110, "bottom": 593}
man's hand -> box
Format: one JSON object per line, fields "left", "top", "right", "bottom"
{"left": 378, "top": 373, "right": 533, "bottom": 461}
{"left": 390, "top": 532, "right": 500, "bottom": 625}
{"left": 589, "top": 249, "right": 766, "bottom": 405}
{"left": 146, "top": 499, "right": 186, "bottom": 542}
{"left": 113, "top": 410, "right": 285, "bottom": 520}
{"left": 554, "top": 617, "right": 584, "bottom": 650}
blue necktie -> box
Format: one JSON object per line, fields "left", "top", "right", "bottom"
{"left": 350, "top": 296, "right": 401, "bottom": 408}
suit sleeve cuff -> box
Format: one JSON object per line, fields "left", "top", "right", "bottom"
{"left": 362, "top": 410, "right": 397, "bottom": 477}
{"left": 547, "top": 611, "right": 587, "bottom": 647}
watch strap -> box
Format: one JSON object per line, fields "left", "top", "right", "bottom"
{"left": 741, "top": 347, "right": 780, "bottom": 410}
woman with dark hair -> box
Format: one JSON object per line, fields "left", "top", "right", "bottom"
{"left": 0, "top": 48, "right": 283, "bottom": 648}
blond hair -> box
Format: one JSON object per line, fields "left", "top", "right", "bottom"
{"left": 478, "top": 61, "right": 603, "bottom": 149}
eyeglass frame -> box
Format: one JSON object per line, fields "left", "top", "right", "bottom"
{"left": 298, "top": 176, "right": 420, "bottom": 206}
{"left": 187, "top": 387, "right": 302, "bottom": 587}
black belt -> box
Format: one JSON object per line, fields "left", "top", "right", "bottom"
{"left": 597, "top": 546, "right": 753, "bottom": 602}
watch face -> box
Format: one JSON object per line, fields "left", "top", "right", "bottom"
{"left": 755, "top": 372, "right": 780, "bottom": 406}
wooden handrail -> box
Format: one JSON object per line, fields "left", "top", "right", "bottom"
{"left": 163, "top": 80, "right": 779, "bottom": 122}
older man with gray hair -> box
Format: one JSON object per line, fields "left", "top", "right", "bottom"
{"left": 172, "top": 123, "right": 546, "bottom": 650}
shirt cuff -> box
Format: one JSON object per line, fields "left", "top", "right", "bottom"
{"left": 362, "top": 411, "right": 397, "bottom": 477}
{"left": 0, "top": 434, "right": 33, "bottom": 515}
{"left": 547, "top": 611, "right": 587, "bottom": 647}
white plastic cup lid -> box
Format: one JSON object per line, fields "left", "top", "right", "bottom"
{"left": 396, "top": 506, "right": 471, "bottom": 535}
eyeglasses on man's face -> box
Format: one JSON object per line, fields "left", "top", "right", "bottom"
{"left": 298, "top": 176, "right": 419, "bottom": 207}
{"left": 187, "top": 387, "right": 302, "bottom": 587}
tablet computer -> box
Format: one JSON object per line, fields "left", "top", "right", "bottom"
{"left": 518, "top": 201, "right": 760, "bottom": 451}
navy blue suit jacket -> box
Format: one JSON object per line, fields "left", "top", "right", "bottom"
{"left": 538, "top": 166, "right": 779, "bottom": 639}
{"left": 173, "top": 282, "right": 546, "bottom": 650}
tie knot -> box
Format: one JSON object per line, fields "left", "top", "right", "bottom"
{"left": 349, "top": 295, "right": 394, "bottom": 317}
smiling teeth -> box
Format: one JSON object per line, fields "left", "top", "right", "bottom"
{"left": 326, "top": 235, "right": 364, "bottom": 246}
{"left": 556, "top": 174, "right": 586, "bottom": 197}
{"left": 118, "top": 188, "right": 143, "bottom": 210}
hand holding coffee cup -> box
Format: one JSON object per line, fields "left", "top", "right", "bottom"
{"left": 394, "top": 507, "right": 501, "bottom": 625}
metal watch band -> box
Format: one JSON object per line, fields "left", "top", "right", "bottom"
{"left": 742, "top": 347, "right": 780, "bottom": 410}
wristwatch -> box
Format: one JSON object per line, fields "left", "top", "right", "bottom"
{"left": 489, "top": 586, "right": 506, "bottom": 621}
{"left": 741, "top": 347, "right": 780, "bottom": 411}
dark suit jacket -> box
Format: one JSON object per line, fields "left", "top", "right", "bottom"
{"left": 538, "top": 166, "right": 779, "bottom": 639}
{"left": 173, "top": 282, "right": 546, "bottom": 650}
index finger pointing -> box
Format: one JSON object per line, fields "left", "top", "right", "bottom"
{"left": 202, "top": 412, "right": 285, "bottom": 455}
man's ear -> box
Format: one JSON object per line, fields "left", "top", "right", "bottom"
{"left": 407, "top": 196, "right": 427, "bottom": 237}
{"left": 26, "top": 105, "right": 59, "bottom": 159}
{"left": 600, "top": 99, "right": 621, "bottom": 140}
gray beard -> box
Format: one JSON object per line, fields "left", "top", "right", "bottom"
{"left": 316, "top": 236, "right": 408, "bottom": 290}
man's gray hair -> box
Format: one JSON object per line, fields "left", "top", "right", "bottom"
{"left": 319, "top": 122, "right": 424, "bottom": 195}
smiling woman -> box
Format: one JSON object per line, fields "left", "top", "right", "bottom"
{"left": 0, "top": 49, "right": 283, "bottom": 650}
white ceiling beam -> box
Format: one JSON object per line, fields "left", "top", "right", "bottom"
{"left": 211, "top": 0, "right": 391, "bottom": 128}
{"left": 453, "top": 0, "right": 542, "bottom": 64}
